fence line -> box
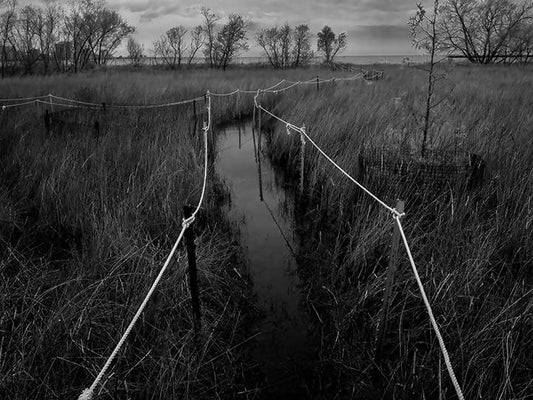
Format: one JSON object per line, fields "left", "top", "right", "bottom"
{"left": 77, "top": 93, "right": 211, "bottom": 400}
{"left": 254, "top": 96, "right": 465, "bottom": 398}
{"left": 0, "top": 71, "right": 371, "bottom": 110}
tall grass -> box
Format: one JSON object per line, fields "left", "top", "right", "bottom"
{"left": 0, "top": 67, "right": 347, "bottom": 399}
{"left": 264, "top": 64, "right": 533, "bottom": 398}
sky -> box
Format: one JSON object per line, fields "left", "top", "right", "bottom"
{"left": 20, "top": 0, "right": 432, "bottom": 56}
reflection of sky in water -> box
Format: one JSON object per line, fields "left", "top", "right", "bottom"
{"left": 215, "top": 122, "right": 311, "bottom": 390}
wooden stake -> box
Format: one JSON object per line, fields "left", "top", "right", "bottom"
{"left": 252, "top": 103, "right": 256, "bottom": 130}
{"left": 257, "top": 107, "right": 264, "bottom": 201}
{"left": 300, "top": 125, "right": 306, "bottom": 195}
{"left": 183, "top": 205, "right": 201, "bottom": 333}
{"left": 375, "top": 199, "right": 405, "bottom": 360}
{"left": 316, "top": 75, "right": 319, "bottom": 92}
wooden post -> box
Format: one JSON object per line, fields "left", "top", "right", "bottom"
{"left": 193, "top": 99, "right": 197, "bottom": 121}
{"left": 252, "top": 103, "right": 256, "bottom": 130}
{"left": 300, "top": 125, "right": 306, "bottom": 195}
{"left": 44, "top": 109, "right": 51, "bottom": 135}
{"left": 316, "top": 75, "right": 319, "bottom": 92}
{"left": 257, "top": 107, "right": 264, "bottom": 201}
{"left": 375, "top": 200, "right": 405, "bottom": 360}
{"left": 237, "top": 90, "right": 241, "bottom": 119}
{"left": 94, "top": 120, "right": 100, "bottom": 138}
{"left": 102, "top": 102, "right": 106, "bottom": 113}
{"left": 257, "top": 103, "right": 262, "bottom": 160}
{"left": 183, "top": 205, "right": 201, "bottom": 333}
{"left": 48, "top": 94, "right": 54, "bottom": 113}
{"left": 251, "top": 121, "right": 258, "bottom": 163}
{"left": 468, "top": 154, "right": 485, "bottom": 189}
{"left": 238, "top": 124, "right": 242, "bottom": 149}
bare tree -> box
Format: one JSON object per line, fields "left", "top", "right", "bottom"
{"left": 440, "top": 0, "right": 533, "bottom": 63}
{"left": 0, "top": 0, "right": 17, "bottom": 78}
{"left": 89, "top": 8, "right": 134, "bottom": 65}
{"left": 506, "top": 20, "right": 533, "bottom": 63}
{"left": 31, "top": 3, "right": 62, "bottom": 74}
{"left": 127, "top": 36, "right": 143, "bottom": 65}
{"left": 14, "top": 5, "right": 40, "bottom": 74}
{"left": 154, "top": 26, "right": 187, "bottom": 69}
{"left": 187, "top": 25, "right": 204, "bottom": 65}
{"left": 201, "top": 7, "right": 219, "bottom": 67}
{"left": 410, "top": 0, "right": 448, "bottom": 157}
{"left": 212, "top": 14, "right": 249, "bottom": 70}
{"left": 317, "top": 25, "right": 347, "bottom": 64}
{"left": 257, "top": 24, "right": 292, "bottom": 68}
{"left": 293, "top": 24, "right": 312, "bottom": 67}
{"left": 257, "top": 23, "right": 312, "bottom": 68}
{"left": 63, "top": 0, "right": 101, "bottom": 72}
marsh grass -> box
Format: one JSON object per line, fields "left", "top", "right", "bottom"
{"left": 2, "top": 64, "right": 532, "bottom": 399}
{"left": 264, "top": 64, "right": 533, "bottom": 398}
{"left": 0, "top": 67, "right": 349, "bottom": 399}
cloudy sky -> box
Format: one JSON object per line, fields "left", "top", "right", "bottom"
{"left": 21, "top": 0, "right": 431, "bottom": 56}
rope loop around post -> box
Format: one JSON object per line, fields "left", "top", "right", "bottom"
{"left": 253, "top": 89, "right": 261, "bottom": 109}
{"left": 300, "top": 124, "right": 306, "bottom": 144}
{"left": 182, "top": 216, "right": 195, "bottom": 230}
{"left": 393, "top": 210, "right": 406, "bottom": 219}
{"left": 285, "top": 124, "right": 292, "bottom": 136}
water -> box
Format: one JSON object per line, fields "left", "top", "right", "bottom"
{"left": 215, "top": 122, "right": 313, "bottom": 398}
{"left": 108, "top": 54, "right": 431, "bottom": 67}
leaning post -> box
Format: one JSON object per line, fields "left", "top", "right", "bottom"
{"left": 300, "top": 125, "right": 306, "bottom": 195}
{"left": 374, "top": 199, "right": 405, "bottom": 360}
{"left": 257, "top": 105, "right": 264, "bottom": 201}
{"left": 183, "top": 205, "right": 202, "bottom": 333}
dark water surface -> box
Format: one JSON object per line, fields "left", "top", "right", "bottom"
{"left": 215, "top": 122, "right": 313, "bottom": 398}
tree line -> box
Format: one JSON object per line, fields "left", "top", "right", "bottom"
{"left": 0, "top": 0, "right": 134, "bottom": 77}
{"left": 0, "top": 0, "right": 348, "bottom": 76}
{"left": 411, "top": 0, "right": 533, "bottom": 64}
{"left": 134, "top": 7, "right": 347, "bottom": 70}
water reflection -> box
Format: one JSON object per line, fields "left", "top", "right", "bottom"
{"left": 215, "top": 121, "right": 311, "bottom": 397}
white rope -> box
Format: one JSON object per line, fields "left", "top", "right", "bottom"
{"left": 395, "top": 217, "right": 465, "bottom": 400}
{"left": 78, "top": 91, "right": 211, "bottom": 400}
{"left": 256, "top": 103, "right": 402, "bottom": 217}
{"left": 37, "top": 99, "right": 81, "bottom": 109}
{"left": 209, "top": 89, "right": 240, "bottom": 97}
{"left": 1, "top": 99, "right": 39, "bottom": 109}
{"left": 0, "top": 94, "right": 48, "bottom": 102}
{"left": 50, "top": 94, "right": 203, "bottom": 109}
{"left": 1, "top": 72, "right": 377, "bottom": 110}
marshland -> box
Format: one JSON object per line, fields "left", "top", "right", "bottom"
{"left": 1, "top": 63, "right": 532, "bottom": 399}
{"left": 2, "top": 0, "right": 533, "bottom": 398}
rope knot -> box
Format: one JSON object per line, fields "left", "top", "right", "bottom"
{"left": 392, "top": 209, "right": 405, "bottom": 219}
{"left": 1, "top": 105, "right": 5, "bottom": 111}
{"left": 286, "top": 124, "right": 292, "bottom": 136}
{"left": 182, "top": 216, "right": 195, "bottom": 230}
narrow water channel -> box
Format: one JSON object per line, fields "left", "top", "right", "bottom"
{"left": 215, "top": 122, "right": 313, "bottom": 398}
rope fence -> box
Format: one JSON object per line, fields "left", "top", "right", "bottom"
{"left": 2, "top": 68, "right": 466, "bottom": 399}
{"left": 77, "top": 94, "right": 211, "bottom": 400}
{"left": 253, "top": 92, "right": 465, "bottom": 400}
